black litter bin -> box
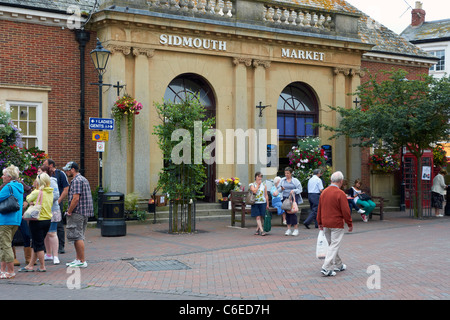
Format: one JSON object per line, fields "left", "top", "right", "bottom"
{"left": 101, "top": 192, "right": 126, "bottom": 237}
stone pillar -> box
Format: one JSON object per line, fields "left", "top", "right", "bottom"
{"left": 252, "top": 59, "right": 274, "bottom": 177}
{"left": 103, "top": 44, "right": 131, "bottom": 194}
{"left": 232, "top": 57, "right": 252, "bottom": 186}
{"left": 333, "top": 67, "right": 348, "bottom": 178}
{"left": 347, "top": 69, "right": 363, "bottom": 183}
{"left": 132, "top": 48, "right": 154, "bottom": 198}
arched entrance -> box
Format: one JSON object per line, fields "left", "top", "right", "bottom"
{"left": 164, "top": 73, "right": 217, "bottom": 202}
{"left": 277, "top": 82, "right": 319, "bottom": 173}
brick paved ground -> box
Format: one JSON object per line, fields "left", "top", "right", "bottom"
{"left": 1, "top": 212, "right": 449, "bottom": 301}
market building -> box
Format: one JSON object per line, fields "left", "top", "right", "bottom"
{"left": 0, "top": 0, "right": 437, "bottom": 206}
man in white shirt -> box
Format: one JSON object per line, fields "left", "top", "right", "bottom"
{"left": 304, "top": 169, "right": 324, "bottom": 229}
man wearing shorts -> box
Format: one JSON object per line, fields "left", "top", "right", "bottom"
{"left": 63, "top": 162, "right": 94, "bottom": 268}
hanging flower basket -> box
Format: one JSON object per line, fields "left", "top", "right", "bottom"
{"left": 111, "top": 95, "right": 143, "bottom": 145}
{"left": 369, "top": 151, "right": 400, "bottom": 174}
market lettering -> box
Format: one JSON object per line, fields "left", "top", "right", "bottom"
{"left": 160, "top": 34, "right": 227, "bottom": 51}
{"left": 281, "top": 48, "right": 325, "bottom": 61}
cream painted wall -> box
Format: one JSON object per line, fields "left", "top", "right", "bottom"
{"left": 92, "top": 15, "right": 367, "bottom": 198}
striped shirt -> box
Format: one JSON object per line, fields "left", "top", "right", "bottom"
{"left": 68, "top": 173, "right": 94, "bottom": 217}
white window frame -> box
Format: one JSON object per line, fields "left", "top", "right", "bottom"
{"left": 429, "top": 49, "right": 446, "bottom": 72}
{"left": 5, "top": 101, "right": 43, "bottom": 149}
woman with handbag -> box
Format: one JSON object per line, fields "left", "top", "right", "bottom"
{"left": 249, "top": 172, "right": 269, "bottom": 236}
{"left": 19, "top": 173, "right": 54, "bottom": 272}
{"left": 278, "top": 167, "right": 303, "bottom": 236}
{"left": 348, "top": 179, "right": 375, "bottom": 222}
{"left": 0, "top": 165, "right": 24, "bottom": 279}
{"left": 39, "top": 165, "right": 61, "bottom": 265}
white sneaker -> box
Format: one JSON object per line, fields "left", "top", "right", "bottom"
{"left": 68, "top": 260, "right": 88, "bottom": 268}
{"left": 292, "top": 229, "right": 299, "bottom": 236}
{"left": 285, "top": 229, "right": 292, "bottom": 236}
{"left": 44, "top": 254, "right": 53, "bottom": 261}
{"left": 321, "top": 269, "right": 336, "bottom": 277}
{"left": 53, "top": 256, "right": 60, "bottom": 265}
{"left": 66, "top": 259, "right": 80, "bottom": 266}
{"left": 357, "top": 209, "right": 365, "bottom": 214}
{"left": 334, "top": 264, "right": 347, "bottom": 272}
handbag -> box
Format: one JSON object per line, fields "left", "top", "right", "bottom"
{"left": 281, "top": 196, "right": 293, "bottom": 211}
{"left": 0, "top": 185, "right": 20, "bottom": 214}
{"left": 23, "top": 190, "right": 43, "bottom": 221}
{"left": 358, "top": 193, "right": 371, "bottom": 201}
{"left": 316, "top": 230, "right": 329, "bottom": 259}
{"left": 287, "top": 196, "right": 299, "bottom": 214}
{"left": 245, "top": 190, "right": 256, "bottom": 205}
{"left": 263, "top": 209, "right": 272, "bottom": 232}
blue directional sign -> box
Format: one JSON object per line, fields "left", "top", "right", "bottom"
{"left": 89, "top": 117, "right": 115, "bottom": 131}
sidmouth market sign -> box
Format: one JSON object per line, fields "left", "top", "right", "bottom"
{"left": 281, "top": 48, "right": 325, "bottom": 61}
{"left": 160, "top": 34, "right": 227, "bottom": 51}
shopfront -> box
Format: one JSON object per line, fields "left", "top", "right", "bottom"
{"left": 90, "top": 0, "right": 373, "bottom": 200}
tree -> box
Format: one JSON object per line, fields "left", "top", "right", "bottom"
{"left": 321, "top": 69, "right": 450, "bottom": 218}
{"left": 153, "top": 95, "right": 215, "bottom": 232}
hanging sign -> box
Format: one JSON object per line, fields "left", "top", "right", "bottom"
{"left": 96, "top": 141, "right": 105, "bottom": 153}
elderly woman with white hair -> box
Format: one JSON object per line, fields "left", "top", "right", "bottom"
{"left": 0, "top": 165, "right": 24, "bottom": 279}
{"left": 270, "top": 176, "right": 283, "bottom": 217}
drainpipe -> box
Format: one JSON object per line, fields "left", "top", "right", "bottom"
{"left": 75, "top": 29, "right": 90, "bottom": 176}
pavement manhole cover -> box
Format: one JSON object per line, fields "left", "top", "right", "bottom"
{"left": 129, "top": 260, "right": 191, "bottom": 272}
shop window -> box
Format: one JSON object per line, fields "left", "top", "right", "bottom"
{"left": 6, "top": 102, "right": 42, "bottom": 149}
{"left": 277, "top": 82, "right": 318, "bottom": 140}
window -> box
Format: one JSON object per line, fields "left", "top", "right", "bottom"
{"left": 429, "top": 50, "right": 445, "bottom": 71}
{"left": 277, "top": 82, "right": 318, "bottom": 140}
{"left": 165, "top": 73, "right": 214, "bottom": 106}
{"left": 6, "top": 102, "right": 42, "bottom": 149}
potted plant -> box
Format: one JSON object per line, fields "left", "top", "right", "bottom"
{"left": 215, "top": 177, "right": 241, "bottom": 198}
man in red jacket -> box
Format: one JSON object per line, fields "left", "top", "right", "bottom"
{"left": 317, "top": 171, "right": 353, "bottom": 276}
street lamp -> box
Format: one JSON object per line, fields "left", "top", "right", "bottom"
{"left": 90, "top": 38, "right": 111, "bottom": 227}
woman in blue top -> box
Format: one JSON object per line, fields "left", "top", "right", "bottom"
{"left": 270, "top": 176, "right": 283, "bottom": 216}
{"left": 0, "top": 165, "right": 24, "bottom": 279}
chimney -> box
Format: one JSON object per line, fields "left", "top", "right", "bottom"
{"left": 411, "top": 1, "right": 426, "bottom": 27}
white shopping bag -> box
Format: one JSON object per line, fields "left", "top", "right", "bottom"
{"left": 316, "top": 230, "right": 329, "bottom": 259}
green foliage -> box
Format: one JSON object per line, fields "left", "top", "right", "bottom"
{"left": 287, "top": 137, "right": 331, "bottom": 187}
{"left": 0, "top": 109, "right": 47, "bottom": 185}
{"left": 322, "top": 69, "right": 450, "bottom": 155}
{"left": 124, "top": 192, "right": 140, "bottom": 211}
{"left": 320, "top": 69, "right": 450, "bottom": 218}
{"left": 153, "top": 95, "right": 215, "bottom": 201}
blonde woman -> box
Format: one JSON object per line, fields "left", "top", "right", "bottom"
{"left": 19, "top": 173, "right": 53, "bottom": 272}
{"left": 0, "top": 165, "right": 24, "bottom": 279}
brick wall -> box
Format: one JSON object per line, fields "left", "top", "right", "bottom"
{"left": 0, "top": 19, "right": 99, "bottom": 190}
{"left": 359, "top": 60, "right": 430, "bottom": 191}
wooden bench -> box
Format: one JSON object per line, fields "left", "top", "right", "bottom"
{"left": 230, "top": 191, "right": 278, "bottom": 228}
{"left": 370, "top": 196, "right": 387, "bottom": 221}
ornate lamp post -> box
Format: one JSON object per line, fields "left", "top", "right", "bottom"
{"left": 90, "top": 38, "right": 111, "bottom": 226}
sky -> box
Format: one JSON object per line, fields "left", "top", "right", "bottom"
{"left": 346, "top": 0, "right": 450, "bottom": 34}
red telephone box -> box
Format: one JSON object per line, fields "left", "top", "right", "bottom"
{"left": 403, "top": 149, "right": 434, "bottom": 209}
